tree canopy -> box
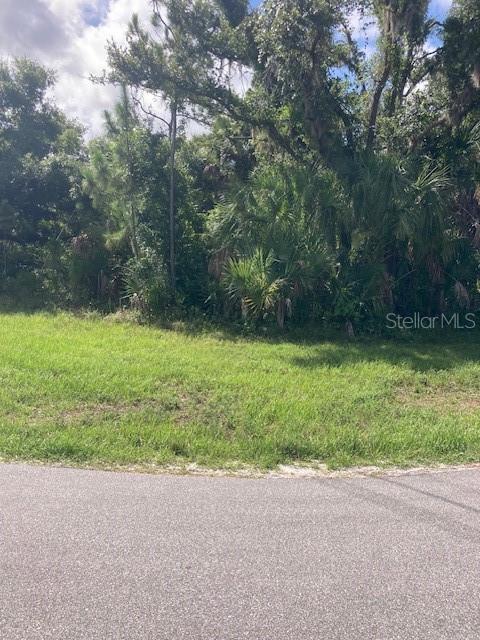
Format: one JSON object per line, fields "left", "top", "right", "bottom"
{"left": 1, "top": 1, "right": 479, "bottom": 330}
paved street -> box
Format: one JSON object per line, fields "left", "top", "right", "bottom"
{"left": 1, "top": 463, "right": 480, "bottom": 639}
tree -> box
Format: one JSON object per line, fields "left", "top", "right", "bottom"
{"left": 0, "top": 58, "right": 94, "bottom": 305}
{"left": 0, "top": 58, "right": 87, "bottom": 245}
{"left": 84, "top": 88, "right": 209, "bottom": 312}
{"left": 2, "top": 2, "right": 479, "bottom": 327}
{"left": 85, "top": 88, "right": 149, "bottom": 260}
{"left": 102, "top": 0, "right": 480, "bottom": 326}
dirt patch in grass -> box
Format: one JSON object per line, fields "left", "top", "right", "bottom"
{"left": 24, "top": 388, "right": 236, "bottom": 430}
{"left": 60, "top": 400, "right": 166, "bottom": 423}
{"left": 27, "top": 399, "right": 171, "bottom": 426}
{"left": 396, "top": 386, "right": 480, "bottom": 413}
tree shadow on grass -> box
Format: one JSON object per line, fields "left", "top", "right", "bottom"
{"left": 163, "top": 317, "right": 480, "bottom": 373}
{"left": 3, "top": 306, "right": 479, "bottom": 373}
{"left": 288, "top": 337, "right": 480, "bottom": 372}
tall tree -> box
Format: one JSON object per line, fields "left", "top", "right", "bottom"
{"left": 0, "top": 58, "right": 93, "bottom": 303}
{"left": 0, "top": 58, "right": 86, "bottom": 246}
{"left": 102, "top": 0, "right": 479, "bottom": 321}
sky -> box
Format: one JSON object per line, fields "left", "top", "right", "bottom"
{"left": 0, "top": 0, "right": 454, "bottom": 139}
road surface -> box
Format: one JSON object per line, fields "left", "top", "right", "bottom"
{"left": 1, "top": 463, "right": 480, "bottom": 639}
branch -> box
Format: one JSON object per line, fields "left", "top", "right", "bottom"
{"left": 151, "top": 1, "right": 178, "bottom": 45}
{"left": 366, "top": 59, "right": 391, "bottom": 150}
{"left": 339, "top": 19, "right": 364, "bottom": 81}
{"left": 130, "top": 90, "right": 171, "bottom": 131}
{"left": 416, "top": 47, "right": 442, "bottom": 63}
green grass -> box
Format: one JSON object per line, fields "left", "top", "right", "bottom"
{"left": 1, "top": 311, "right": 480, "bottom": 471}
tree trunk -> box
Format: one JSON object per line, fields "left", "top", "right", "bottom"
{"left": 169, "top": 100, "right": 177, "bottom": 293}
{"left": 366, "top": 61, "right": 391, "bottom": 150}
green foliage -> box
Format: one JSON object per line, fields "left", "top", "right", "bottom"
{"left": 123, "top": 251, "right": 170, "bottom": 315}
{"left": 69, "top": 233, "right": 109, "bottom": 307}
{"left": 209, "top": 160, "right": 336, "bottom": 324}
{"left": 0, "top": 58, "right": 99, "bottom": 307}
{"left": 2, "top": 0, "right": 480, "bottom": 330}
{"left": 0, "top": 59, "right": 88, "bottom": 245}
{"left": 223, "top": 249, "right": 285, "bottom": 321}
{"left": 84, "top": 88, "right": 151, "bottom": 260}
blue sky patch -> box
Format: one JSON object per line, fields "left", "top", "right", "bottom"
{"left": 81, "top": 0, "right": 110, "bottom": 27}
{"left": 249, "top": 0, "right": 451, "bottom": 20}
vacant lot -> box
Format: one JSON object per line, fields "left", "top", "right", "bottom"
{"left": 1, "top": 313, "right": 479, "bottom": 470}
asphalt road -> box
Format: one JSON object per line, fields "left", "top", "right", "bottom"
{"left": 1, "top": 464, "right": 480, "bottom": 640}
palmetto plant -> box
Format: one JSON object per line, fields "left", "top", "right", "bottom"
{"left": 213, "top": 161, "right": 337, "bottom": 326}
{"left": 350, "top": 152, "right": 454, "bottom": 314}
{"left": 223, "top": 249, "right": 286, "bottom": 323}
{"left": 208, "top": 161, "right": 349, "bottom": 257}
{"left": 223, "top": 244, "right": 335, "bottom": 327}
{"left": 211, "top": 147, "right": 464, "bottom": 327}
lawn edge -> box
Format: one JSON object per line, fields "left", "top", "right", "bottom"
{"left": 2, "top": 458, "right": 480, "bottom": 479}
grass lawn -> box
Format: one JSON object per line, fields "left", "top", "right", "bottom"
{"left": 1, "top": 312, "right": 480, "bottom": 471}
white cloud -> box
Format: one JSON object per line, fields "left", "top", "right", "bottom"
{"left": 0, "top": 0, "right": 71, "bottom": 58}
{"left": 0, "top": 0, "right": 453, "bottom": 138}
{"left": 52, "top": 0, "right": 155, "bottom": 137}
{"left": 0, "top": 0, "right": 155, "bottom": 138}
{"left": 348, "top": 8, "right": 379, "bottom": 58}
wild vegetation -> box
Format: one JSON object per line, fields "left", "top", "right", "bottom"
{"left": 1, "top": 0, "right": 479, "bottom": 332}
